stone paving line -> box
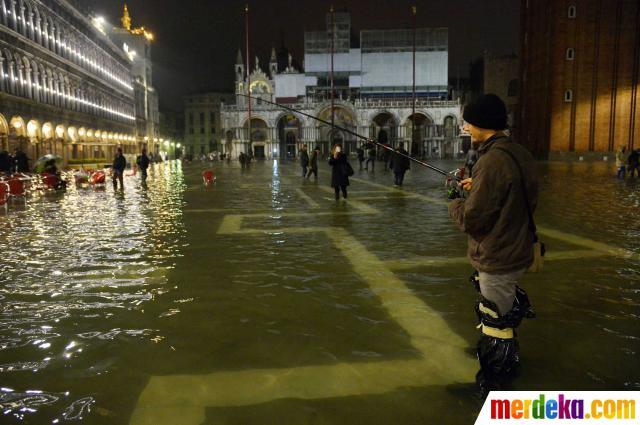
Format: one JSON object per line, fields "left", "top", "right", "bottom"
{"left": 131, "top": 172, "right": 637, "bottom": 425}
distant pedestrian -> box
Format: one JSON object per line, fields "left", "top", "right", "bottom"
{"left": 136, "top": 148, "right": 150, "bottom": 182}
{"left": 299, "top": 144, "right": 309, "bottom": 177}
{"left": 329, "top": 143, "right": 350, "bottom": 200}
{"left": 306, "top": 147, "right": 320, "bottom": 179}
{"left": 382, "top": 145, "right": 392, "bottom": 170}
{"left": 112, "top": 147, "right": 126, "bottom": 191}
{"left": 0, "top": 150, "right": 11, "bottom": 174}
{"left": 14, "top": 148, "right": 29, "bottom": 173}
{"left": 239, "top": 152, "right": 246, "bottom": 168}
{"left": 615, "top": 145, "right": 627, "bottom": 179}
{"left": 627, "top": 149, "right": 639, "bottom": 178}
{"left": 390, "top": 143, "right": 410, "bottom": 186}
{"left": 356, "top": 146, "right": 365, "bottom": 170}
{"left": 365, "top": 144, "right": 376, "bottom": 171}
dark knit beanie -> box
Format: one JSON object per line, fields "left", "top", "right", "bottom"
{"left": 462, "top": 94, "right": 508, "bottom": 130}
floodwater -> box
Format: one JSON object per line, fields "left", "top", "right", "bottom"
{"left": 0, "top": 158, "right": 638, "bottom": 424}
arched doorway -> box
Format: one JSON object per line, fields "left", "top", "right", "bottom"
{"left": 244, "top": 118, "right": 268, "bottom": 158}
{"left": 0, "top": 113, "right": 9, "bottom": 151}
{"left": 371, "top": 112, "right": 397, "bottom": 149}
{"left": 276, "top": 114, "right": 300, "bottom": 159}
{"left": 318, "top": 106, "right": 356, "bottom": 154}
{"left": 405, "top": 113, "right": 432, "bottom": 157}
{"left": 224, "top": 130, "right": 233, "bottom": 158}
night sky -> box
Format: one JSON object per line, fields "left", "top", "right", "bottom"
{"left": 76, "top": 0, "right": 520, "bottom": 110}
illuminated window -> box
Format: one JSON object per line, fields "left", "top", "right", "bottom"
{"left": 566, "top": 48, "right": 575, "bottom": 60}
{"left": 564, "top": 89, "right": 573, "bottom": 102}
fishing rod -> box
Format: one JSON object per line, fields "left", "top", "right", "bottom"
{"left": 237, "top": 94, "right": 461, "bottom": 181}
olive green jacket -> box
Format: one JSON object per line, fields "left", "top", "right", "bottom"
{"left": 448, "top": 134, "right": 538, "bottom": 273}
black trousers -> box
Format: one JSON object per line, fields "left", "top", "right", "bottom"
{"left": 112, "top": 170, "right": 124, "bottom": 190}
{"left": 365, "top": 158, "right": 375, "bottom": 170}
{"left": 334, "top": 185, "right": 347, "bottom": 199}
{"left": 306, "top": 167, "right": 317, "bottom": 178}
{"left": 394, "top": 170, "right": 406, "bottom": 186}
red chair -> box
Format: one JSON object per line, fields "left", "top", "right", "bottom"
{"left": 7, "top": 175, "right": 26, "bottom": 196}
{"left": 41, "top": 173, "right": 58, "bottom": 190}
{"left": 0, "top": 181, "right": 9, "bottom": 205}
{"left": 202, "top": 170, "right": 215, "bottom": 185}
{"left": 89, "top": 171, "right": 106, "bottom": 185}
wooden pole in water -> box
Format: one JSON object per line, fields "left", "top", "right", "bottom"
{"left": 245, "top": 4, "right": 251, "bottom": 157}
{"left": 412, "top": 5, "right": 417, "bottom": 156}
{"left": 330, "top": 5, "right": 335, "bottom": 147}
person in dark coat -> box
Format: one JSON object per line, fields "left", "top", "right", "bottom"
{"left": 627, "top": 149, "right": 639, "bottom": 178}
{"left": 449, "top": 93, "right": 538, "bottom": 395}
{"left": 382, "top": 144, "right": 392, "bottom": 170}
{"left": 306, "top": 147, "right": 319, "bottom": 179}
{"left": 136, "top": 148, "right": 150, "bottom": 181}
{"left": 328, "top": 143, "right": 349, "bottom": 200}
{"left": 299, "top": 144, "right": 309, "bottom": 177}
{"left": 14, "top": 148, "right": 29, "bottom": 173}
{"left": 112, "top": 147, "right": 126, "bottom": 191}
{"left": 365, "top": 144, "right": 376, "bottom": 171}
{"left": 356, "top": 146, "right": 365, "bottom": 170}
{"left": 0, "top": 150, "right": 11, "bottom": 174}
{"left": 389, "top": 143, "right": 410, "bottom": 186}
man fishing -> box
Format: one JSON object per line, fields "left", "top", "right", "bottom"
{"left": 448, "top": 94, "right": 538, "bottom": 394}
{"left": 235, "top": 94, "right": 538, "bottom": 392}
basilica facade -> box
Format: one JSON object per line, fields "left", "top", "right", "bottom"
{"left": 221, "top": 13, "right": 463, "bottom": 160}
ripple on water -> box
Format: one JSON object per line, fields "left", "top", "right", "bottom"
{"left": 0, "top": 163, "right": 186, "bottom": 422}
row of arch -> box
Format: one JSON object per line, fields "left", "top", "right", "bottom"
{"left": 0, "top": 47, "right": 135, "bottom": 122}
{"left": 1, "top": 0, "right": 131, "bottom": 90}
{"left": 225, "top": 108, "right": 460, "bottom": 158}
{"left": 234, "top": 107, "right": 459, "bottom": 137}
{"left": 0, "top": 113, "right": 136, "bottom": 144}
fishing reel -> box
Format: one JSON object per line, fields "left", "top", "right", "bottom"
{"left": 445, "top": 167, "right": 466, "bottom": 200}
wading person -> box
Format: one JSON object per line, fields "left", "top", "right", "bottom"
{"left": 299, "top": 144, "right": 309, "bottom": 177}
{"left": 329, "top": 143, "right": 350, "bottom": 200}
{"left": 306, "top": 147, "right": 319, "bottom": 179}
{"left": 615, "top": 145, "right": 627, "bottom": 179}
{"left": 390, "top": 143, "right": 410, "bottom": 186}
{"left": 448, "top": 94, "right": 538, "bottom": 394}
{"left": 626, "top": 148, "right": 638, "bottom": 178}
{"left": 112, "top": 147, "right": 126, "bottom": 191}
{"left": 137, "top": 148, "right": 150, "bottom": 182}
{"left": 356, "top": 145, "right": 365, "bottom": 170}
{"left": 14, "top": 148, "right": 29, "bottom": 173}
{"left": 365, "top": 144, "right": 376, "bottom": 171}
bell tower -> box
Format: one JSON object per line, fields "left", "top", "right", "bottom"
{"left": 269, "top": 47, "right": 277, "bottom": 78}
{"left": 235, "top": 48, "right": 244, "bottom": 84}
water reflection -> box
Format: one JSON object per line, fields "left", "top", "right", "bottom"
{"left": 0, "top": 161, "right": 186, "bottom": 421}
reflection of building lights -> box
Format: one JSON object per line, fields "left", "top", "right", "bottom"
{"left": 171, "top": 142, "right": 175, "bottom": 147}
{"left": 164, "top": 141, "right": 170, "bottom": 147}
{"left": 176, "top": 143, "right": 181, "bottom": 148}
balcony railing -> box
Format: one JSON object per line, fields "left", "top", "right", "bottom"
{"left": 222, "top": 97, "right": 460, "bottom": 112}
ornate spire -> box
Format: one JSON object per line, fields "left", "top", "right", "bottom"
{"left": 121, "top": 4, "right": 131, "bottom": 30}
{"left": 236, "top": 48, "right": 243, "bottom": 65}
